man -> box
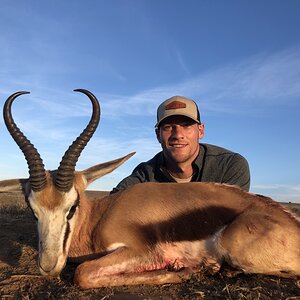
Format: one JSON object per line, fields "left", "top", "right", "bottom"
{"left": 112, "top": 95, "right": 250, "bottom": 193}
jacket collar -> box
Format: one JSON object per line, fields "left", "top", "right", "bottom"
{"left": 156, "top": 143, "right": 206, "bottom": 182}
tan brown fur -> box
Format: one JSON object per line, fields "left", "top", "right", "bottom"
{"left": 1, "top": 164, "right": 299, "bottom": 289}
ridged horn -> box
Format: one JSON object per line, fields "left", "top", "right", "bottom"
{"left": 55, "top": 89, "right": 100, "bottom": 192}
{"left": 3, "top": 91, "right": 47, "bottom": 191}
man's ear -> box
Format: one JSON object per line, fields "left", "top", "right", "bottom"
{"left": 198, "top": 123, "right": 205, "bottom": 139}
{"left": 155, "top": 128, "right": 161, "bottom": 143}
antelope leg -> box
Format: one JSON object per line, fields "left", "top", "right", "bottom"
{"left": 73, "top": 246, "right": 193, "bottom": 289}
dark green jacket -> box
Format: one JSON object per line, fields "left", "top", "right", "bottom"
{"left": 111, "top": 143, "right": 250, "bottom": 193}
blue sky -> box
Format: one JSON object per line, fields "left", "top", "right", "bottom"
{"left": 0, "top": 1, "right": 299, "bottom": 203}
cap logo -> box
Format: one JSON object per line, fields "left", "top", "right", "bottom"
{"left": 165, "top": 101, "right": 186, "bottom": 110}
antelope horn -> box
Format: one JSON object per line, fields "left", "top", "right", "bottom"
{"left": 3, "top": 91, "right": 47, "bottom": 191}
{"left": 55, "top": 89, "right": 100, "bottom": 192}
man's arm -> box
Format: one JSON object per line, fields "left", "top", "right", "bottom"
{"left": 110, "top": 164, "right": 149, "bottom": 194}
{"left": 222, "top": 153, "right": 250, "bottom": 191}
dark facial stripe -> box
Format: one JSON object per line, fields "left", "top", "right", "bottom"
{"left": 63, "top": 221, "right": 71, "bottom": 254}
{"left": 63, "top": 194, "right": 80, "bottom": 254}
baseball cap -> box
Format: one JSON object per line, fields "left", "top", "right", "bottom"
{"left": 155, "top": 96, "right": 201, "bottom": 128}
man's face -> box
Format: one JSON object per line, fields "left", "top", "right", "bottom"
{"left": 156, "top": 115, "right": 204, "bottom": 165}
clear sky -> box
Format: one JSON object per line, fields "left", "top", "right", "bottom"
{"left": 0, "top": 1, "right": 299, "bottom": 203}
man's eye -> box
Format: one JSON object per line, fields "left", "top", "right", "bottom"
{"left": 162, "top": 125, "right": 172, "bottom": 131}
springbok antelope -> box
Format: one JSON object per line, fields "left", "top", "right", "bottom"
{"left": 1, "top": 90, "right": 299, "bottom": 289}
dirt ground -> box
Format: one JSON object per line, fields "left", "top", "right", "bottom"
{"left": 0, "top": 191, "right": 299, "bottom": 300}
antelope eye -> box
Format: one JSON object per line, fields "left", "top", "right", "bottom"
{"left": 67, "top": 205, "right": 78, "bottom": 220}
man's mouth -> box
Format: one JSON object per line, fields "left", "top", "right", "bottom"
{"left": 169, "top": 143, "right": 187, "bottom": 148}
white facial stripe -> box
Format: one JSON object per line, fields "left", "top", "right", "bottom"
{"left": 28, "top": 186, "right": 80, "bottom": 276}
{"left": 64, "top": 186, "right": 79, "bottom": 207}
{"left": 107, "top": 242, "right": 127, "bottom": 252}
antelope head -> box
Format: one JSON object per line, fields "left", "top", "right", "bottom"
{"left": 3, "top": 90, "right": 134, "bottom": 277}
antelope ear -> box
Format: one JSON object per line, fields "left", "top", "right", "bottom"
{"left": 0, "top": 178, "right": 30, "bottom": 196}
{"left": 81, "top": 152, "right": 135, "bottom": 186}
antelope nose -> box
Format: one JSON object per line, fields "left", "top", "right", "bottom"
{"left": 39, "top": 255, "right": 59, "bottom": 275}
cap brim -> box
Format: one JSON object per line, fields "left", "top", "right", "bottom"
{"left": 155, "top": 114, "right": 200, "bottom": 128}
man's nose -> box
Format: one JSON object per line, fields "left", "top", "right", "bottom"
{"left": 171, "top": 125, "right": 184, "bottom": 137}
